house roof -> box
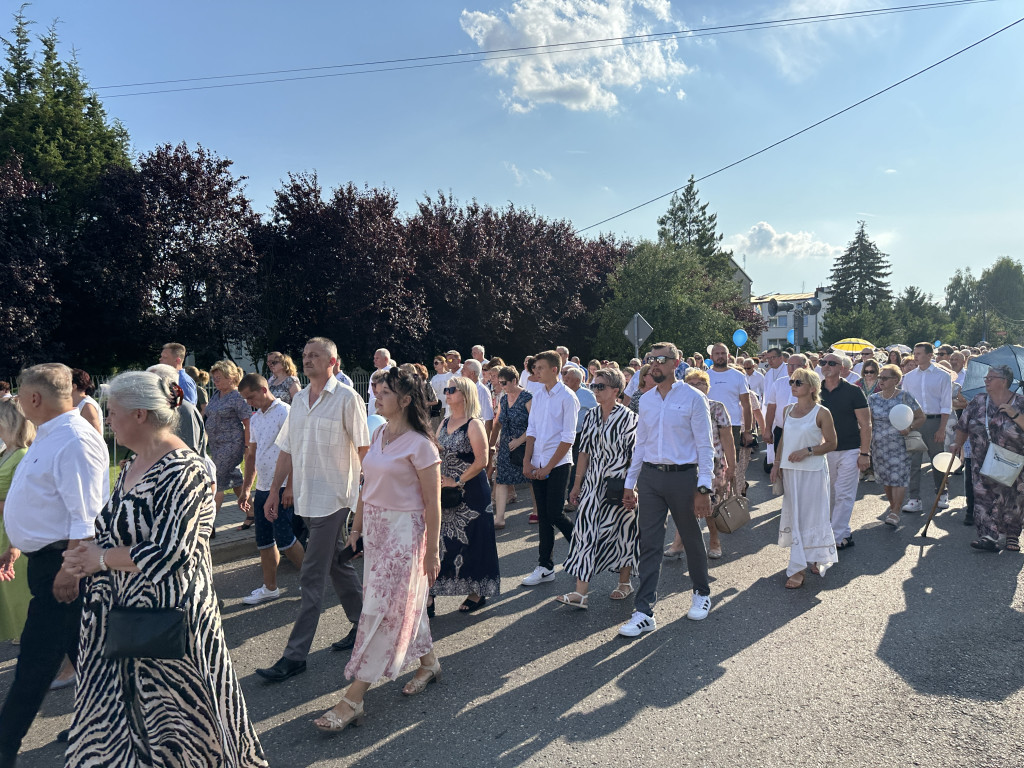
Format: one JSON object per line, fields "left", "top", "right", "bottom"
{"left": 751, "top": 291, "right": 816, "bottom": 303}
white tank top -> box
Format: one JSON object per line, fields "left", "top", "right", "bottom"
{"left": 780, "top": 404, "right": 826, "bottom": 471}
{"left": 77, "top": 395, "right": 100, "bottom": 415}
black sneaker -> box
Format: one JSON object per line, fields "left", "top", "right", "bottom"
{"left": 331, "top": 624, "right": 359, "bottom": 652}
{"left": 255, "top": 656, "right": 306, "bottom": 682}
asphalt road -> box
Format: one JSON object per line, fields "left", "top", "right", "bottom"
{"left": 4, "top": 466, "right": 1023, "bottom": 768}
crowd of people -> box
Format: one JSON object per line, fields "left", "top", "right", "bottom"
{"left": 0, "top": 334, "right": 1019, "bottom": 765}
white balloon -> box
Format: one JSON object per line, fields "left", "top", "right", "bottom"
{"left": 367, "top": 414, "right": 387, "bottom": 434}
{"left": 889, "top": 403, "right": 914, "bottom": 431}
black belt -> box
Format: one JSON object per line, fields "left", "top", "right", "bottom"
{"left": 25, "top": 539, "right": 69, "bottom": 557}
{"left": 643, "top": 462, "right": 696, "bottom": 473}
{"left": 925, "top": 414, "right": 943, "bottom": 419}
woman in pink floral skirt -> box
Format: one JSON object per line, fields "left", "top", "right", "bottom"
{"left": 313, "top": 368, "right": 442, "bottom": 734}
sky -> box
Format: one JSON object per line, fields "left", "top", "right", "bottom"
{"left": 16, "top": 0, "right": 1023, "bottom": 300}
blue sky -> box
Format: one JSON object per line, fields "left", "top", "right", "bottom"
{"left": 19, "top": 0, "right": 1023, "bottom": 299}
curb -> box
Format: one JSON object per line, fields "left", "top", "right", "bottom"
{"left": 211, "top": 538, "right": 256, "bottom": 566}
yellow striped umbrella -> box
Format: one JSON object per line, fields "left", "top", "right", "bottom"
{"left": 831, "top": 338, "right": 875, "bottom": 353}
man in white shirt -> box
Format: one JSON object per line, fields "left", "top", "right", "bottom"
{"left": 764, "top": 355, "right": 809, "bottom": 469}
{"left": 852, "top": 348, "right": 875, "bottom": 375}
{"left": 461, "top": 359, "right": 494, "bottom": 438}
{"left": 620, "top": 343, "right": 715, "bottom": 637}
{"left": 367, "top": 348, "right": 393, "bottom": 417}
{"left": 841, "top": 356, "right": 861, "bottom": 384}
{"left": 950, "top": 351, "right": 967, "bottom": 387}
{"left": 471, "top": 344, "right": 489, "bottom": 366}
{"left": 708, "top": 343, "right": 752, "bottom": 496}
{"left": 238, "top": 374, "right": 305, "bottom": 606}
{"left": 762, "top": 347, "right": 787, "bottom": 398}
{"left": 256, "top": 337, "right": 369, "bottom": 682}
{"left": 562, "top": 366, "right": 597, "bottom": 511}
{"left": 742, "top": 358, "right": 765, "bottom": 399}
{"left": 430, "top": 355, "right": 453, "bottom": 401}
{"left": 521, "top": 350, "right": 579, "bottom": 586}
{"left": 900, "top": 342, "right": 953, "bottom": 512}
{"left": 0, "top": 364, "right": 108, "bottom": 765}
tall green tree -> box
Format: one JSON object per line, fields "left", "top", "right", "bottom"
{"left": 979, "top": 256, "right": 1024, "bottom": 344}
{"left": 0, "top": 9, "right": 131, "bottom": 232}
{"left": 890, "top": 286, "right": 954, "bottom": 347}
{"left": 827, "top": 221, "right": 893, "bottom": 314}
{"left": 656, "top": 175, "right": 733, "bottom": 274}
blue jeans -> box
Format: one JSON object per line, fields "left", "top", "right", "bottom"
{"left": 253, "top": 488, "right": 298, "bottom": 550}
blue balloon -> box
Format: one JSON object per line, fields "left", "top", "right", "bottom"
{"left": 787, "top": 328, "right": 796, "bottom": 344}
{"left": 704, "top": 360, "right": 712, "bottom": 369}
{"left": 934, "top": 340, "right": 941, "bottom": 347}
{"left": 367, "top": 414, "right": 387, "bottom": 434}
{"left": 732, "top": 329, "right": 748, "bottom": 347}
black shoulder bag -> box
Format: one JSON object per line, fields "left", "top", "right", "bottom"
{"left": 103, "top": 561, "right": 199, "bottom": 660}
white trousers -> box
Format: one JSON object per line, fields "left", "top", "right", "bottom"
{"left": 827, "top": 448, "right": 860, "bottom": 542}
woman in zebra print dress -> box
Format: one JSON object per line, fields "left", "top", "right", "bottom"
{"left": 62, "top": 371, "right": 267, "bottom": 767}
{"left": 558, "top": 368, "right": 639, "bottom": 608}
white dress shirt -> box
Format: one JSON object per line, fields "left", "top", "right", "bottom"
{"left": 624, "top": 369, "right": 641, "bottom": 398}
{"left": 763, "top": 363, "right": 787, "bottom": 396}
{"left": 902, "top": 364, "right": 953, "bottom": 416}
{"left": 766, "top": 375, "right": 797, "bottom": 429}
{"left": 626, "top": 382, "right": 715, "bottom": 489}
{"left": 276, "top": 376, "right": 369, "bottom": 517}
{"left": 249, "top": 398, "right": 289, "bottom": 492}
{"left": 476, "top": 381, "right": 495, "bottom": 420}
{"left": 525, "top": 382, "right": 579, "bottom": 469}
{"left": 845, "top": 371, "right": 861, "bottom": 384}
{"left": 745, "top": 369, "right": 765, "bottom": 399}
{"left": 955, "top": 369, "right": 966, "bottom": 387}
{"left": 4, "top": 410, "right": 108, "bottom": 553}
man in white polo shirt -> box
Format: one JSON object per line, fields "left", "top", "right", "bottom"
{"left": 256, "top": 336, "right": 369, "bottom": 682}
{"left": 901, "top": 342, "right": 953, "bottom": 512}
{"left": 708, "top": 342, "right": 752, "bottom": 496}
{"left": 461, "top": 359, "right": 494, "bottom": 439}
{"left": 0, "top": 364, "right": 107, "bottom": 766}
{"left": 237, "top": 373, "right": 305, "bottom": 606}
{"left": 521, "top": 350, "right": 579, "bottom": 586}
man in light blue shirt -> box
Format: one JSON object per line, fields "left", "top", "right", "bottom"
{"left": 159, "top": 342, "right": 198, "bottom": 404}
{"left": 562, "top": 365, "right": 596, "bottom": 510}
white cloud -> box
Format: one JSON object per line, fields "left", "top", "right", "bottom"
{"left": 726, "top": 221, "right": 841, "bottom": 262}
{"left": 460, "top": 0, "right": 693, "bottom": 113}
{"left": 675, "top": 88, "right": 686, "bottom": 100}
{"left": 504, "top": 161, "right": 527, "bottom": 185}
{"left": 884, "top": 168, "right": 897, "bottom": 174}
{"left": 532, "top": 168, "right": 553, "bottom": 181}
{"left": 757, "top": 0, "right": 885, "bottom": 81}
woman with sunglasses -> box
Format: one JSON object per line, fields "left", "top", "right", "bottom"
{"left": 490, "top": 366, "right": 532, "bottom": 529}
{"left": 769, "top": 368, "right": 838, "bottom": 588}
{"left": 869, "top": 364, "right": 926, "bottom": 526}
{"left": 266, "top": 352, "right": 301, "bottom": 404}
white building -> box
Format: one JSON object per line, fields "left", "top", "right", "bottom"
{"left": 750, "top": 288, "right": 830, "bottom": 351}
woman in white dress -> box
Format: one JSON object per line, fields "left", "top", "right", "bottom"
{"left": 769, "top": 368, "right": 839, "bottom": 589}
{"left": 71, "top": 368, "right": 102, "bottom": 434}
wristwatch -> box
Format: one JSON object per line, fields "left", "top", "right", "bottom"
{"left": 806, "top": 447, "right": 814, "bottom": 455}
{"left": 98, "top": 549, "right": 109, "bottom": 572}
{"left": 456, "top": 479, "right": 466, "bottom": 490}
{"left": 697, "top": 485, "right": 712, "bottom": 495}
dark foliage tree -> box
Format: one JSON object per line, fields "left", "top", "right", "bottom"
{"left": 0, "top": 154, "right": 60, "bottom": 377}
{"left": 827, "top": 221, "right": 893, "bottom": 314}
{"left": 139, "top": 143, "right": 260, "bottom": 364}
{"left": 889, "top": 286, "right": 954, "bottom": 347}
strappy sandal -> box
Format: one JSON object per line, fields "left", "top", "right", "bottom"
{"left": 971, "top": 536, "right": 998, "bottom": 552}
{"left": 459, "top": 596, "right": 487, "bottom": 613}
{"left": 313, "top": 696, "right": 364, "bottom": 733}
{"left": 1006, "top": 536, "right": 1020, "bottom": 552}
{"left": 555, "top": 591, "right": 589, "bottom": 609}
{"left": 808, "top": 563, "right": 820, "bottom": 576}
{"left": 610, "top": 583, "right": 633, "bottom": 600}
{"left": 239, "top": 516, "right": 255, "bottom": 530}
{"left": 785, "top": 571, "right": 805, "bottom": 589}
{"left": 402, "top": 659, "right": 442, "bottom": 696}
{"left": 885, "top": 511, "right": 900, "bottom": 527}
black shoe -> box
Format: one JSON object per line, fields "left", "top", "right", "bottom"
{"left": 330, "top": 624, "right": 359, "bottom": 652}
{"left": 255, "top": 657, "right": 306, "bottom": 682}
{"left": 963, "top": 513, "right": 975, "bottom": 526}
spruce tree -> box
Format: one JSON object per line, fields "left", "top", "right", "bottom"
{"left": 656, "top": 175, "right": 733, "bottom": 274}
{"left": 827, "top": 221, "right": 893, "bottom": 314}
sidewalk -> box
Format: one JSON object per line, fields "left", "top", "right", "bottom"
{"left": 210, "top": 496, "right": 260, "bottom": 565}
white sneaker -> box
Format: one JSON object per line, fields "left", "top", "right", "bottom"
{"left": 901, "top": 499, "right": 923, "bottom": 513}
{"left": 937, "top": 493, "right": 950, "bottom": 510}
{"left": 242, "top": 585, "right": 281, "bottom": 605}
{"left": 687, "top": 591, "right": 712, "bottom": 621}
{"left": 521, "top": 566, "right": 556, "bottom": 586}
{"left": 618, "top": 611, "right": 656, "bottom": 637}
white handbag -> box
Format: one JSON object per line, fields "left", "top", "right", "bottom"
{"left": 980, "top": 397, "right": 1024, "bottom": 487}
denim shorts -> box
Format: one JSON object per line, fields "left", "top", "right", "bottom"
{"left": 253, "top": 488, "right": 298, "bottom": 550}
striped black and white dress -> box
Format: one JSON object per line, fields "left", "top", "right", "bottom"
{"left": 68, "top": 450, "right": 267, "bottom": 767}
{"left": 563, "top": 404, "right": 640, "bottom": 582}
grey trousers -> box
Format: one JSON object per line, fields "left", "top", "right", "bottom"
{"left": 908, "top": 417, "right": 945, "bottom": 501}
{"left": 284, "top": 508, "right": 363, "bottom": 662}
{"left": 635, "top": 465, "right": 710, "bottom": 617}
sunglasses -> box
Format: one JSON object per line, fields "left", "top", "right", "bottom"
{"left": 789, "top": 379, "right": 806, "bottom": 386}
{"left": 862, "top": 369, "right": 878, "bottom": 375}
{"left": 443, "top": 386, "right": 458, "bottom": 395}
{"left": 644, "top": 355, "right": 673, "bottom": 365}
{"left": 591, "top": 383, "right": 611, "bottom": 391}
{"left": 498, "top": 379, "right": 511, "bottom": 386}
{"left": 823, "top": 360, "right": 841, "bottom": 367}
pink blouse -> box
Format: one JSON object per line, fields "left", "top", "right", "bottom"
{"left": 360, "top": 427, "right": 440, "bottom": 511}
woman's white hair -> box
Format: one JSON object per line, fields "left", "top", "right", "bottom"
{"left": 147, "top": 363, "right": 178, "bottom": 383}
{"left": 108, "top": 371, "right": 180, "bottom": 430}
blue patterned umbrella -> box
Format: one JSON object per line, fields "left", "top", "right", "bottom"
{"left": 961, "top": 345, "right": 1024, "bottom": 400}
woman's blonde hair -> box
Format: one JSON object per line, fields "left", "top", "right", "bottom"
{"left": 879, "top": 363, "right": 902, "bottom": 384}
{"left": 210, "top": 360, "right": 243, "bottom": 386}
{"left": 684, "top": 368, "right": 710, "bottom": 387}
{"left": 276, "top": 354, "right": 297, "bottom": 376}
{"left": 0, "top": 398, "right": 35, "bottom": 450}
{"left": 185, "top": 365, "right": 209, "bottom": 385}
{"left": 447, "top": 376, "right": 480, "bottom": 419}
{"left": 790, "top": 367, "right": 822, "bottom": 403}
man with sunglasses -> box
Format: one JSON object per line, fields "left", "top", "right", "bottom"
{"left": 619, "top": 343, "right": 715, "bottom": 636}
{"left": 852, "top": 347, "right": 875, "bottom": 375}
{"left": 900, "top": 342, "right": 953, "bottom": 512}
{"left": 819, "top": 353, "right": 872, "bottom": 549}
{"left": 742, "top": 358, "right": 765, "bottom": 399}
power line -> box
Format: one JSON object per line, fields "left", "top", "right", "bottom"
{"left": 96, "top": 0, "right": 996, "bottom": 98}
{"left": 576, "top": 14, "right": 1024, "bottom": 234}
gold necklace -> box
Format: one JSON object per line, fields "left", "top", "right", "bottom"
{"left": 383, "top": 424, "right": 409, "bottom": 447}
